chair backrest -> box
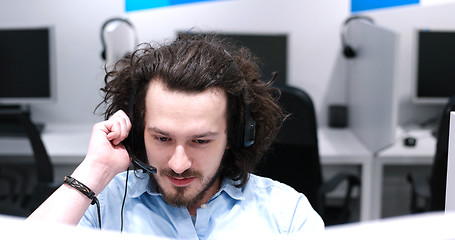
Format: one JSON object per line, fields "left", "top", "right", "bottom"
{"left": 256, "top": 85, "right": 323, "bottom": 210}
{"left": 430, "top": 95, "right": 455, "bottom": 210}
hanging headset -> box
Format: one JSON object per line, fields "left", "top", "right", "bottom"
{"left": 341, "top": 15, "right": 375, "bottom": 58}
{"left": 100, "top": 17, "right": 139, "bottom": 60}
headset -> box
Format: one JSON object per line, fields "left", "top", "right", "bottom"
{"left": 218, "top": 49, "right": 256, "bottom": 148}
{"left": 235, "top": 94, "right": 256, "bottom": 148}
{"left": 100, "top": 17, "right": 138, "bottom": 60}
{"left": 341, "top": 15, "right": 374, "bottom": 58}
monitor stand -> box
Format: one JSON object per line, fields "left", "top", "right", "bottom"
{"left": 0, "top": 105, "right": 44, "bottom": 137}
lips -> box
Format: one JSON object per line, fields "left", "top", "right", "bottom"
{"left": 167, "top": 176, "right": 195, "bottom": 187}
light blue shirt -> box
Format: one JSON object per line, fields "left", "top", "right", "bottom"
{"left": 79, "top": 171, "right": 324, "bottom": 238}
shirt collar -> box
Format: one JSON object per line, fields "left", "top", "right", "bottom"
{"left": 126, "top": 171, "right": 246, "bottom": 201}
{"left": 213, "top": 177, "right": 245, "bottom": 201}
{"left": 126, "top": 170, "right": 156, "bottom": 198}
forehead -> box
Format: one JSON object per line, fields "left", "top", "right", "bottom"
{"left": 145, "top": 79, "right": 227, "bottom": 105}
{"left": 144, "top": 80, "right": 228, "bottom": 131}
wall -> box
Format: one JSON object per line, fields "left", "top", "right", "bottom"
{"left": 0, "top": 0, "right": 125, "bottom": 124}
{"left": 1, "top": 0, "right": 454, "bottom": 128}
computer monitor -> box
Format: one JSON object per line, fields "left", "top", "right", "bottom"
{"left": 178, "top": 32, "right": 287, "bottom": 86}
{"left": 413, "top": 30, "right": 455, "bottom": 104}
{"left": 0, "top": 27, "right": 55, "bottom": 106}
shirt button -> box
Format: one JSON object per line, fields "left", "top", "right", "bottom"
{"left": 200, "top": 204, "right": 207, "bottom": 208}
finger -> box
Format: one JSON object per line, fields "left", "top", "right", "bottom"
{"left": 110, "top": 110, "right": 132, "bottom": 133}
{"left": 116, "top": 110, "right": 132, "bottom": 142}
{"left": 103, "top": 110, "right": 131, "bottom": 146}
{"left": 117, "top": 113, "right": 131, "bottom": 140}
{"left": 109, "top": 121, "right": 125, "bottom": 146}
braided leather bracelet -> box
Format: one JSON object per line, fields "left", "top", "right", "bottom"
{"left": 63, "top": 176, "right": 98, "bottom": 205}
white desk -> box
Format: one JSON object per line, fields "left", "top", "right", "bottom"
{"left": 374, "top": 127, "right": 436, "bottom": 219}
{"left": 323, "top": 211, "right": 455, "bottom": 240}
{"left": 0, "top": 124, "right": 374, "bottom": 221}
{"left": 0, "top": 124, "right": 92, "bottom": 165}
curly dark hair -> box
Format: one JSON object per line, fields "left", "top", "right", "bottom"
{"left": 99, "top": 34, "right": 285, "bottom": 187}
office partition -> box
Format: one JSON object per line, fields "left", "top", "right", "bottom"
{"left": 346, "top": 21, "right": 399, "bottom": 153}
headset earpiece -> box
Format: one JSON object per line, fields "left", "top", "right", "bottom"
{"left": 343, "top": 45, "right": 356, "bottom": 58}
{"left": 233, "top": 89, "right": 256, "bottom": 148}
{"left": 242, "top": 104, "right": 256, "bottom": 147}
{"left": 101, "top": 50, "right": 106, "bottom": 60}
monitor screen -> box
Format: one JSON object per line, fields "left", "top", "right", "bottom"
{"left": 178, "top": 32, "right": 287, "bottom": 86}
{"left": 414, "top": 30, "right": 455, "bottom": 104}
{"left": 0, "top": 27, "right": 54, "bottom": 105}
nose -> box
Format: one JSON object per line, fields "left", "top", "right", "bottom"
{"left": 168, "top": 145, "right": 191, "bottom": 174}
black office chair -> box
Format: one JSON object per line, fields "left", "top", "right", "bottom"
{"left": 0, "top": 108, "right": 59, "bottom": 216}
{"left": 407, "top": 95, "right": 455, "bottom": 213}
{"left": 255, "top": 85, "right": 360, "bottom": 226}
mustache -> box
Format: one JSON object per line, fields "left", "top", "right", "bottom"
{"left": 161, "top": 168, "right": 202, "bottom": 178}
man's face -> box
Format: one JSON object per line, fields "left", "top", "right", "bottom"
{"left": 143, "top": 80, "right": 228, "bottom": 209}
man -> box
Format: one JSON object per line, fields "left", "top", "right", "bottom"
{"left": 28, "top": 34, "right": 324, "bottom": 238}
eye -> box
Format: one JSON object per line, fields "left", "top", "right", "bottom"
{"left": 192, "top": 139, "right": 210, "bottom": 145}
{"left": 155, "top": 136, "right": 171, "bottom": 142}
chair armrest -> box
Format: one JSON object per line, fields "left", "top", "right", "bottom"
{"left": 317, "top": 172, "right": 360, "bottom": 224}
{"left": 407, "top": 173, "right": 431, "bottom": 213}
{"left": 319, "top": 172, "right": 360, "bottom": 195}
{"left": 407, "top": 173, "right": 430, "bottom": 198}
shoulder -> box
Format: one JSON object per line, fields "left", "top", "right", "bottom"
{"left": 243, "top": 174, "right": 325, "bottom": 232}
{"left": 244, "top": 174, "right": 309, "bottom": 210}
{"left": 245, "top": 174, "right": 302, "bottom": 197}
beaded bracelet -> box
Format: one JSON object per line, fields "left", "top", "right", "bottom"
{"left": 63, "top": 176, "right": 98, "bottom": 205}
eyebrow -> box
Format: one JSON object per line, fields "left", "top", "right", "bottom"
{"left": 148, "top": 127, "right": 170, "bottom": 136}
{"left": 147, "top": 126, "right": 219, "bottom": 139}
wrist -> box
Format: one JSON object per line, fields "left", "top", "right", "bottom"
{"left": 70, "top": 156, "right": 118, "bottom": 195}
{"left": 63, "top": 176, "right": 97, "bottom": 204}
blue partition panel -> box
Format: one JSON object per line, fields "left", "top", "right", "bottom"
{"left": 126, "top": 0, "right": 221, "bottom": 12}
{"left": 351, "top": 0, "right": 419, "bottom": 12}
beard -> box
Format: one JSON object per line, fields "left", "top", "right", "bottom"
{"left": 151, "top": 165, "right": 222, "bottom": 208}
